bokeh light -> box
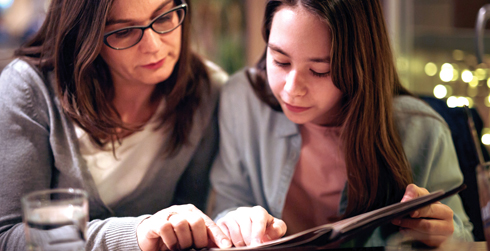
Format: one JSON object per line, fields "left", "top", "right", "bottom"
{"left": 461, "top": 70, "right": 473, "bottom": 83}
{"left": 447, "top": 96, "right": 471, "bottom": 108}
{"left": 447, "top": 96, "right": 458, "bottom": 108}
{"left": 433, "top": 84, "right": 447, "bottom": 99}
{"left": 482, "top": 134, "right": 490, "bottom": 145}
{"left": 425, "top": 62, "right": 437, "bottom": 76}
{"left": 469, "top": 77, "right": 479, "bottom": 88}
{"left": 452, "top": 50, "right": 465, "bottom": 61}
{"left": 476, "top": 68, "right": 487, "bottom": 81}
{"left": 439, "top": 63, "right": 454, "bottom": 82}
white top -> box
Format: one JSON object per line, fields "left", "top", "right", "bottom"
{"left": 75, "top": 103, "right": 167, "bottom": 207}
{"left": 75, "top": 60, "right": 228, "bottom": 208}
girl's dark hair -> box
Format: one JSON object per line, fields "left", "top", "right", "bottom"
{"left": 15, "top": 0, "right": 210, "bottom": 155}
{"left": 251, "top": 0, "right": 414, "bottom": 217}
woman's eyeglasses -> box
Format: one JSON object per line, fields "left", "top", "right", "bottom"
{"left": 103, "top": 3, "right": 187, "bottom": 50}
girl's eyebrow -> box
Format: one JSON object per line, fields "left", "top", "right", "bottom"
{"left": 268, "top": 43, "right": 330, "bottom": 63}
{"left": 268, "top": 43, "right": 289, "bottom": 57}
{"left": 308, "top": 56, "right": 330, "bottom": 63}
{"left": 105, "top": 0, "right": 173, "bottom": 26}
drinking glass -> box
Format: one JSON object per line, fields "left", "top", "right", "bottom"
{"left": 21, "top": 188, "right": 89, "bottom": 251}
{"left": 477, "top": 162, "right": 490, "bottom": 250}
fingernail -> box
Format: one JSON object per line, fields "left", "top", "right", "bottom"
{"left": 221, "top": 238, "right": 232, "bottom": 248}
{"left": 412, "top": 211, "right": 419, "bottom": 218}
{"left": 392, "top": 219, "right": 401, "bottom": 225}
{"left": 265, "top": 234, "right": 272, "bottom": 241}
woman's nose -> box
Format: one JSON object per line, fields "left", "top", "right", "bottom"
{"left": 138, "top": 28, "right": 161, "bottom": 53}
{"left": 284, "top": 70, "right": 307, "bottom": 96}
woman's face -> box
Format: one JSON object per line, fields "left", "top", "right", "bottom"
{"left": 266, "top": 6, "right": 343, "bottom": 126}
{"left": 100, "top": 0, "right": 182, "bottom": 87}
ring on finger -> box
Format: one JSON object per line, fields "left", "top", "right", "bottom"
{"left": 167, "top": 212, "right": 178, "bottom": 221}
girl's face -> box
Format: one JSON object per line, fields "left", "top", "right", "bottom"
{"left": 266, "top": 6, "right": 343, "bottom": 126}
{"left": 100, "top": 0, "right": 182, "bottom": 87}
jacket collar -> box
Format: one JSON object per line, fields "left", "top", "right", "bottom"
{"left": 271, "top": 110, "right": 300, "bottom": 138}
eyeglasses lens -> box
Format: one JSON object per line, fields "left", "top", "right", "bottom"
{"left": 153, "top": 9, "right": 185, "bottom": 33}
{"left": 106, "top": 8, "right": 185, "bottom": 50}
{"left": 106, "top": 29, "right": 142, "bottom": 50}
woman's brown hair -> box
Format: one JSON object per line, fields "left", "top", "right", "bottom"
{"left": 250, "top": 0, "right": 414, "bottom": 217}
{"left": 14, "top": 0, "right": 210, "bottom": 155}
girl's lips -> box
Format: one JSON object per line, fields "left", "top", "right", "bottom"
{"left": 284, "top": 103, "right": 311, "bottom": 113}
{"left": 142, "top": 58, "right": 165, "bottom": 70}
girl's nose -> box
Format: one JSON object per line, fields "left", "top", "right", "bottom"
{"left": 284, "top": 70, "right": 307, "bottom": 96}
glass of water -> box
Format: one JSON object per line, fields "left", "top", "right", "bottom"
{"left": 477, "top": 162, "right": 490, "bottom": 251}
{"left": 21, "top": 188, "right": 89, "bottom": 251}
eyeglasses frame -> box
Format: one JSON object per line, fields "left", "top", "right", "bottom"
{"left": 103, "top": 3, "right": 188, "bottom": 50}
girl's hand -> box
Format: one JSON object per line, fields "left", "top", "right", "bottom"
{"left": 391, "top": 184, "right": 454, "bottom": 247}
{"left": 217, "top": 206, "right": 287, "bottom": 247}
{"left": 136, "top": 204, "right": 232, "bottom": 251}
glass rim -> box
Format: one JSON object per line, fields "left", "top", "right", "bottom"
{"left": 22, "top": 188, "right": 88, "bottom": 204}
{"left": 103, "top": 3, "right": 187, "bottom": 50}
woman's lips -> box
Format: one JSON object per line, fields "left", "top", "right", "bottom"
{"left": 142, "top": 58, "right": 165, "bottom": 70}
{"left": 284, "top": 103, "right": 311, "bottom": 113}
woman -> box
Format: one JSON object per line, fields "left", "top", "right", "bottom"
{"left": 0, "top": 0, "right": 231, "bottom": 250}
{"left": 211, "top": 0, "right": 473, "bottom": 248}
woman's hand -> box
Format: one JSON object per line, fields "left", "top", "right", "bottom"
{"left": 136, "top": 204, "right": 232, "bottom": 251}
{"left": 391, "top": 184, "right": 454, "bottom": 247}
{"left": 217, "top": 206, "right": 287, "bottom": 247}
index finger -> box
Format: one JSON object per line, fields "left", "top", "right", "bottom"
{"left": 250, "top": 206, "right": 270, "bottom": 246}
{"left": 188, "top": 206, "right": 232, "bottom": 248}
